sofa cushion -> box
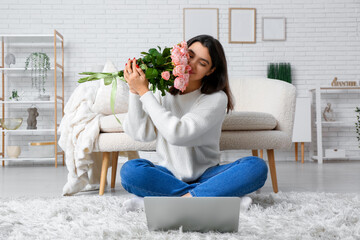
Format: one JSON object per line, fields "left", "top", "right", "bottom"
{"left": 100, "top": 111, "right": 277, "bottom": 133}
{"left": 100, "top": 113, "right": 126, "bottom": 133}
{"left": 222, "top": 111, "right": 277, "bottom": 131}
{"left": 92, "top": 60, "right": 129, "bottom": 115}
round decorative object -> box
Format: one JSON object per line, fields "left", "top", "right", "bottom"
{"left": 0, "top": 118, "right": 23, "bottom": 130}
{"left": 5, "top": 53, "right": 16, "bottom": 67}
{"left": 6, "top": 146, "right": 21, "bottom": 158}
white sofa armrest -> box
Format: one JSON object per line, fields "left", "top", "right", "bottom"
{"left": 229, "top": 77, "right": 296, "bottom": 138}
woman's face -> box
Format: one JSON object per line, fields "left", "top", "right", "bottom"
{"left": 188, "top": 42, "right": 216, "bottom": 83}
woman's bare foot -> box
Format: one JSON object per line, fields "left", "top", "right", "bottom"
{"left": 182, "top": 192, "right": 193, "bottom": 197}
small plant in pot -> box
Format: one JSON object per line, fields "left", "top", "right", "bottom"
{"left": 25, "top": 52, "right": 51, "bottom": 100}
{"left": 267, "top": 62, "right": 292, "bottom": 84}
{"left": 9, "top": 89, "right": 20, "bottom": 101}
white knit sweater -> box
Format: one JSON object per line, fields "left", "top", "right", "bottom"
{"left": 123, "top": 88, "right": 228, "bottom": 182}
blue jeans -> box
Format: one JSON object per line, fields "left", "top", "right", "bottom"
{"left": 120, "top": 156, "right": 268, "bottom": 197}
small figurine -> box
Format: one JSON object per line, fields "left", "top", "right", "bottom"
{"left": 5, "top": 53, "right": 16, "bottom": 68}
{"left": 27, "top": 107, "right": 39, "bottom": 129}
{"left": 323, "top": 103, "right": 335, "bottom": 122}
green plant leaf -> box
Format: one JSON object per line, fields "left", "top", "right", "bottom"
{"left": 162, "top": 47, "right": 171, "bottom": 57}
{"left": 110, "top": 80, "right": 122, "bottom": 125}
{"left": 104, "top": 76, "right": 114, "bottom": 85}
{"left": 148, "top": 48, "right": 161, "bottom": 57}
{"left": 145, "top": 68, "right": 159, "bottom": 79}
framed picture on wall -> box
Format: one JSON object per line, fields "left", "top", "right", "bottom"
{"left": 183, "top": 8, "right": 219, "bottom": 40}
{"left": 262, "top": 17, "right": 286, "bottom": 41}
{"left": 229, "top": 8, "right": 256, "bottom": 44}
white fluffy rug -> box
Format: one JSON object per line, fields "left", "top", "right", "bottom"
{"left": 1, "top": 192, "right": 360, "bottom": 240}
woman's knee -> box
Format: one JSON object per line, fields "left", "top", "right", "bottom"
{"left": 237, "top": 156, "right": 268, "bottom": 179}
{"left": 120, "top": 158, "right": 153, "bottom": 182}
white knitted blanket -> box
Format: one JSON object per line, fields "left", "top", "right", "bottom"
{"left": 58, "top": 81, "right": 103, "bottom": 196}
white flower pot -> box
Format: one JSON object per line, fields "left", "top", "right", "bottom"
{"left": 7, "top": 146, "right": 21, "bottom": 158}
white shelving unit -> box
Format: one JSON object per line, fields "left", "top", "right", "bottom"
{"left": 309, "top": 84, "right": 360, "bottom": 164}
{"left": 0, "top": 30, "right": 64, "bottom": 167}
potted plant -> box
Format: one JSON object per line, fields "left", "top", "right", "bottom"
{"left": 25, "top": 52, "right": 51, "bottom": 97}
{"left": 9, "top": 89, "right": 20, "bottom": 101}
{"left": 267, "top": 62, "right": 292, "bottom": 84}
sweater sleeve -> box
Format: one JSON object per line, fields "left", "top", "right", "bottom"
{"left": 123, "top": 92, "right": 157, "bottom": 142}
{"left": 139, "top": 90, "right": 227, "bottom": 147}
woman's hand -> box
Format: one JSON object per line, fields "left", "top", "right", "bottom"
{"left": 124, "top": 58, "right": 149, "bottom": 96}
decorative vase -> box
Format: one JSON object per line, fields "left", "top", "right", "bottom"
{"left": 7, "top": 146, "right": 21, "bottom": 158}
{"left": 323, "top": 103, "right": 335, "bottom": 121}
{"left": 5, "top": 53, "right": 16, "bottom": 68}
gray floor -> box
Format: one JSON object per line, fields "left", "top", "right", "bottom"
{"left": 1, "top": 161, "right": 360, "bottom": 197}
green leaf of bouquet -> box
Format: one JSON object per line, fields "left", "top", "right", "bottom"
{"left": 162, "top": 48, "right": 171, "bottom": 57}
{"left": 78, "top": 77, "right": 90, "bottom": 83}
{"left": 145, "top": 68, "right": 159, "bottom": 79}
{"left": 79, "top": 72, "right": 97, "bottom": 75}
{"left": 144, "top": 55, "right": 151, "bottom": 62}
{"left": 160, "top": 88, "right": 166, "bottom": 96}
{"left": 160, "top": 78, "right": 164, "bottom": 88}
{"left": 141, "top": 52, "right": 149, "bottom": 55}
{"left": 104, "top": 76, "right": 113, "bottom": 85}
{"left": 118, "top": 76, "right": 125, "bottom": 83}
{"left": 149, "top": 48, "right": 161, "bottom": 57}
{"left": 155, "top": 56, "right": 165, "bottom": 66}
{"left": 111, "top": 84, "right": 122, "bottom": 125}
{"left": 140, "top": 64, "right": 147, "bottom": 71}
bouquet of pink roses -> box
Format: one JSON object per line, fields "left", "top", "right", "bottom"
{"left": 78, "top": 41, "right": 191, "bottom": 96}
{"left": 78, "top": 41, "right": 191, "bottom": 124}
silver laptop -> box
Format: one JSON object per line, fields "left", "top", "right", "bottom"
{"left": 144, "top": 197, "right": 240, "bottom": 232}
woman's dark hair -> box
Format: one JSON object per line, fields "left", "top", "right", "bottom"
{"left": 169, "top": 35, "right": 234, "bottom": 113}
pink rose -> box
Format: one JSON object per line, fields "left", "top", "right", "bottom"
{"left": 180, "top": 47, "right": 187, "bottom": 56}
{"left": 180, "top": 41, "right": 187, "bottom": 49}
{"left": 173, "top": 65, "right": 186, "bottom": 77}
{"left": 185, "top": 65, "right": 191, "bottom": 73}
{"left": 182, "top": 73, "right": 189, "bottom": 81}
{"left": 179, "top": 56, "right": 188, "bottom": 65}
{"left": 174, "top": 76, "right": 188, "bottom": 92}
{"left": 171, "top": 53, "right": 182, "bottom": 65}
{"left": 161, "top": 71, "right": 170, "bottom": 80}
{"left": 171, "top": 47, "right": 180, "bottom": 56}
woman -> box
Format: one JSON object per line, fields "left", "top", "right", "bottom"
{"left": 121, "top": 35, "right": 268, "bottom": 211}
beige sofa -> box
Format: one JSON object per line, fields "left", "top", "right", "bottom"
{"left": 97, "top": 77, "right": 296, "bottom": 195}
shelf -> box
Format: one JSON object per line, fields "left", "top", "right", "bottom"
{"left": 0, "top": 34, "right": 63, "bottom": 43}
{"left": 311, "top": 155, "right": 360, "bottom": 161}
{"left": 316, "top": 121, "right": 355, "bottom": 126}
{"left": 309, "top": 86, "right": 360, "bottom": 91}
{"left": 0, "top": 129, "right": 56, "bottom": 135}
{"left": 1, "top": 157, "right": 56, "bottom": 161}
{"left": 0, "top": 100, "right": 62, "bottom": 104}
{"left": 0, "top": 68, "right": 58, "bottom": 71}
{"left": 1, "top": 30, "right": 64, "bottom": 167}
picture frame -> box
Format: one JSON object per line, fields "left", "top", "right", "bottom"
{"left": 229, "top": 8, "right": 256, "bottom": 44}
{"left": 183, "top": 8, "right": 219, "bottom": 41}
{"left": 262, "top": 17, "right": 286, "bottom": 41}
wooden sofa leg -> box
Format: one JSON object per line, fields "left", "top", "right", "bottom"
{"left": 252, "top": 150, "right": 258, "bottom": 157}
{"left": 99, "top": 152, "right": 110, "bottom": 196}
{"left": 260, "top": 149, "right": 264, "bottom": 159}
{"left": 111, "top": 152, "right": 119, "bottom": 189}
{"left": 266, "top": 149, "right": 279, "bottom": 193}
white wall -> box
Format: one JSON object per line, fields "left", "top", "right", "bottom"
{"left": 1, "top": 0, "right": 359, "bottom": 162}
